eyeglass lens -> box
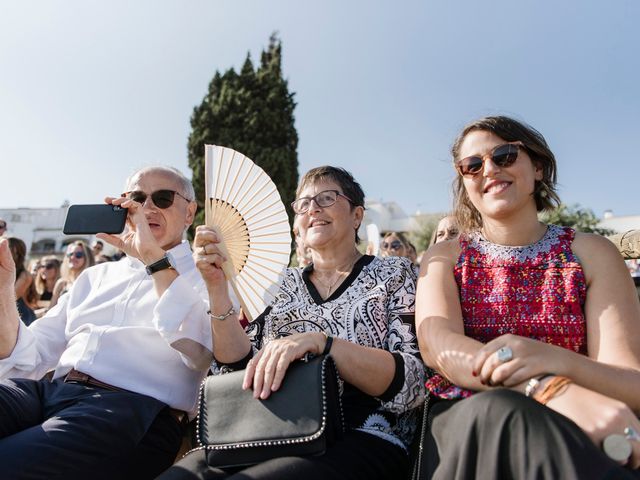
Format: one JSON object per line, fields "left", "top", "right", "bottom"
{"left": 292, "top": 190, "right": 339, "bottom": 214}
{"left": 67, "top": 251, "right": 85, "bottom": 259}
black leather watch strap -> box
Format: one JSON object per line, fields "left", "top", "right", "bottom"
{"left": 145, "top": 255, "right": 174, "bottom": 275}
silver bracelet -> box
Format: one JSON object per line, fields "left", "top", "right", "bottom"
{"left": 207, "top": 306, "right": 236, "bottom": 321}
{"left": 525, "top": 374, "right": 554, "bottom": 397}
{"left": 524, "top": 377, "right": 541, "bottom": 397}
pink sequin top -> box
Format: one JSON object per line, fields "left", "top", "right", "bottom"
{"left": 426, "top": 224, "right": 587, "bottom": 399}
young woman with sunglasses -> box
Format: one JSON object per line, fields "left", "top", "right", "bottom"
{"left": 416, "top": 116, "right": 640, "bottom": 478}
{"left": 49, "top": 241, "right": 95, "bottom": 309}
{"left": 161, "top": 166, "right": 426, "bottom": 480}
{"left": 380, "top": 232, "right": 408, "bottom": 257}
{"left": 32, "top": 255, "right": 61, "bottom": 317}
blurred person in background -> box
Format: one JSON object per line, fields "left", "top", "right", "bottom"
{"left": 34, "top": 256, "right": 61, "bottom": 317}
{"left": 429, "top": 215, "right": 460, "bottom": 246}
{"left": 380, "top": 231, "right": 411, "bottom": 259}
{"left": 7, "top": 237, "right": 37, "bottom": 326}
{"left": 0, "top": 219, "right": 7, "bottom": 237}
{"left": 49, "top": 241, "right": 95, "bottom": 309}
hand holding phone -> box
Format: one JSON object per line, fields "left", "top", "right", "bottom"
{"left": 63, "top": 204, "right": 128, "bottom": 235}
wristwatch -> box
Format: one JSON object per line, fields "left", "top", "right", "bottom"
{"left": 145, "top": 254, "right": 176, "bottom": 275}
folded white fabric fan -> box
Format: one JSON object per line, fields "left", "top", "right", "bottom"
{"left": 204, "top": 145, "right": 292, "bottom": 321}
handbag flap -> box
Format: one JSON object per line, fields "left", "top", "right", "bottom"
{"left": 198, "top": 355, "right": 327, "bottom": 447}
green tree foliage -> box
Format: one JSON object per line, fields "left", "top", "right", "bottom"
{"left": 540, "top": 203, "right": 614, "bottom": 235}
{"left": 188, "top": 34, "right": 299, "bottom": 236}
{"left": 408, "top": 216, "right": 440, "bottom": 254}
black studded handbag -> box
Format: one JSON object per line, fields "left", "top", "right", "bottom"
{"left": 190, "top": 354, "right": 345, "bottom": 469}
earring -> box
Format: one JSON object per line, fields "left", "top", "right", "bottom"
{"left": 536, "top": 180, "right": 550, "bottom": 198}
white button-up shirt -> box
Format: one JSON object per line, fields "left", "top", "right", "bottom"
{"left": 0, "top": 241, "right": 213, "bottom": 414}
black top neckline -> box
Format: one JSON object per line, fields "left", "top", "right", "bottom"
{"left": 302, "top": 255, "right": 375, "bottom": 305}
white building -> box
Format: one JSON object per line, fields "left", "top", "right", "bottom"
{"left": 599, "top": 211, "right": 640, "bottom": 233}
{"left": 0, "top": 206, "right": 92, "bottom": 256}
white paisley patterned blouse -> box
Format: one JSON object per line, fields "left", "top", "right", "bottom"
{"left": 212, "top": 255, "right": 427, "bottom": 451}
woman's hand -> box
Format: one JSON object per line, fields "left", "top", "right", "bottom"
{"left": 192, "top": 226, "right": 229, "bottom": 294}
{"left": 96, "top": 196, "right": 161, "bottom": 263}
{"left": 243, "top": 332, "right": 326, "bottom": 400}
{"left": 472, "top": 334, "right": 567, "bottom": 387}
{"left": 547, "top": 383, "right": 640, "bottom": 469}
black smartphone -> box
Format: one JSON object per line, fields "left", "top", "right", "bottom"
{"left": 63, "top": 204, "right": 128, "bottom": 235}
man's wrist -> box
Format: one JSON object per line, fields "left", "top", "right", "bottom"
{"left": 141, "top": 248, "right": 166, "bottom": 266}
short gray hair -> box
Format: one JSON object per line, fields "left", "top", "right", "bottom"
{"left": 125, "top": 166, "right": 195, "bottom": 201}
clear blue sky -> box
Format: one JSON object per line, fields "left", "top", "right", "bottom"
{"left": 1, "top": 0, "right": 638, "bottom": 218}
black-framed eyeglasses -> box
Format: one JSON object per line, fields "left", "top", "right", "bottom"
{"left": 66, "top": 251, "right": 85, "bottom": 259}
{"left": 121, "top": 189, "right": 192, "bottom": 209}
{"left": 382, "top": 240, "right": 403, "bottom": 250}
{"left": 291, "top": 190, "right": 353, "bottom": 215}
{"left": 455, "top": 142, "right": 524, "bottom": 177}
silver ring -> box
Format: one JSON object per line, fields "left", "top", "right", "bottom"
{"left": 603, "top": 434, "right": 632, "bottom": 462}
{"left": 496, "top": 346, "right": 513, "bottom": 363}
{"left": 625, "top": 426, "right": 640, "bottom": 442}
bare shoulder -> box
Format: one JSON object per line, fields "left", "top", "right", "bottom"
{"left": 571, "top": 231, "right": 629, "bottom": 283}
{"left": 572, "top": 232, "right": 624, "bottom": 265}
{"left": 419, "top": 238, "right": 461, "bottom": 278}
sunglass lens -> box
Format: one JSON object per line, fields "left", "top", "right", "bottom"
{"left": 151, "top": 190, "right": 175, "bottom": 209}
{"left": 129, "top": 192, "right": 147, "bottom": 204}
{"left": 492, "top": 145, "right": 519, "bottom": 167}
{"left": 459, "top": 157, "right": 484, "bottom": 176}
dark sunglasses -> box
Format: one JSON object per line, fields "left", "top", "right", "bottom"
{"left": 0, "top": 223, "right": 6, "bottom": 229}
{"left": 121, "top": 189, "right": 191, "bottom": 209}
{"left": 291, "top": 190, "right": 353, "bottom": 215}
{"left": 66, "top": 251, "right": 85, "bottom": 259}
{"left": 382, "top": 240, "right": 403, "bottom": 250}
{"left": 44, "top": 263, "right": 57, "bottom": 269}
{"left": 455, "top": 143, "right": 524, "bottom": 177}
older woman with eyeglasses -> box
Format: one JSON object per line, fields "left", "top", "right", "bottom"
{"left": 160, "top": 166, "right": 426, "bottom": 480}
{"left": 49, "top": 241, "right": 95, "bottom": 309}
{"left": 415, "top": 116, "right": 640, "bottom": 479}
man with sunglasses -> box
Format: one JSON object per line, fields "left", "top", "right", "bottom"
{"left": 0, "top": 166, "right": 215, "bottom": 479}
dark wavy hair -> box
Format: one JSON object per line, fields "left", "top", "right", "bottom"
{"left": 296, "top": 166, "right": 365, "bottom": 243}
{"left": 451, "top": 116, "right": 561, "bottom": 232}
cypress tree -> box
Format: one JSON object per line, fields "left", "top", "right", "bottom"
{"left": 187, "top": 34, "right": 299, "bottom": 235}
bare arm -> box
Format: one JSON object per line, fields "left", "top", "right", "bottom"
{"left": 193, "top": 225, "right": 251, "bottom": 363}
{"left": 14, "top": 270, "right": 32, "bottom": 300}
{"left": 416, "top": 240, "right": 489, "bottom": 391}
{"left": 563, "top": 233, "right": 640, "bottom": 410}
{"left": 48, "top": 278, "right": 67, "bottom": 309}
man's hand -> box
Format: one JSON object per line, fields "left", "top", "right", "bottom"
{"left": 96, "top": 196, "right": 164, "bottom": 264}
{"left": 0, "top": 239, "right": 21, "bottom": 358}
{"left": 0, "top": 239, "right": 16, "bottom": 293}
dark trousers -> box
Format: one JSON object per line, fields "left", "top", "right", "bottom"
{"left": 157, "top": 430, "right": 409, "bottom": 480}
{"left": 0, "top": 377, "right": 183, "bottom": 480}
{"left": 424, "top": 389, "right": 640, "bottom": 480}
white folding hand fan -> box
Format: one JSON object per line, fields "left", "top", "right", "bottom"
{"left": 204, "top": 145, "right": 292, "bottom": 321}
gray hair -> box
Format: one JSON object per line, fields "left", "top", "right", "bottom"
{"left": 125, "top": 166, "right": 195, "bottom": 201}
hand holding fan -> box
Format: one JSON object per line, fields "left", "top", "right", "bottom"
{"left": 204, "top": 145, "right": 292, "bottom": 321}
